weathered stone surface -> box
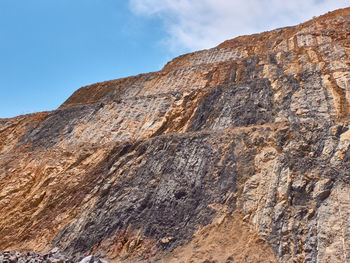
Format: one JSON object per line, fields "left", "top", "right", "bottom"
{"left": 0, "top": 251, "right": 107, "bottom": 263}
{"left": 1, "top": 7, "right": 350, "bottom": 263}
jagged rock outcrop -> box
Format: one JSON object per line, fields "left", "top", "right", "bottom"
{"left": 1, "top": 7, "right": 350, "bottom": 263}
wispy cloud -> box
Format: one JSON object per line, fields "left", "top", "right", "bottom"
{"left": 129, "top": 0, "right": 349, "bottom": 51}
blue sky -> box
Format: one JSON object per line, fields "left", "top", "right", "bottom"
{"left": 0, "top": 0, "right": 173, "bottom": 118}
{"left": 0, "top": 0, "right": 349, "bottom": 118}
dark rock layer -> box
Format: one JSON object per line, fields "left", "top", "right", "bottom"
{"left": 1, "top": 7, "right": 350, "bottom": 263}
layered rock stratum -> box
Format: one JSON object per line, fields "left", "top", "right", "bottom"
{"left": 1, "top": 7, "right": 350, "bottom": 263}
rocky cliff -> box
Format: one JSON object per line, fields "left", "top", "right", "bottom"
{"left": 1, "top": 7, "right": 350, "bottom": 263}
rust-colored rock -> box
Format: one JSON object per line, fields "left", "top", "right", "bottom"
{"left": 1, "top": 7, "right": 350, "bottom": 262}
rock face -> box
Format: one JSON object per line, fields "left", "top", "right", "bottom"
{"left": 1, "top": 7, "right": 350, "bottom": 263}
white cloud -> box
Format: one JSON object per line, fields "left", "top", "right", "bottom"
{"left": 129, "top": 0, "right": 349, "bottom": 51}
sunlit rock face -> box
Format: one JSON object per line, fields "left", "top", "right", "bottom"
{"left": 1, "top": 7, "right": 350, "bottom": 263}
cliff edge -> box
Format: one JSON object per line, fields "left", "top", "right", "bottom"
{"left": 1, "top": 7, "right": 350, "bottom": 262}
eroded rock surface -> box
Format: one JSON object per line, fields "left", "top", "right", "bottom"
{"left": 1, "top": 7, "right": 350, "bottom": 263}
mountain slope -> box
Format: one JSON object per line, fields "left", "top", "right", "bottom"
{"left": 1, "top": 7, "right": 350, "bottom": 262}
